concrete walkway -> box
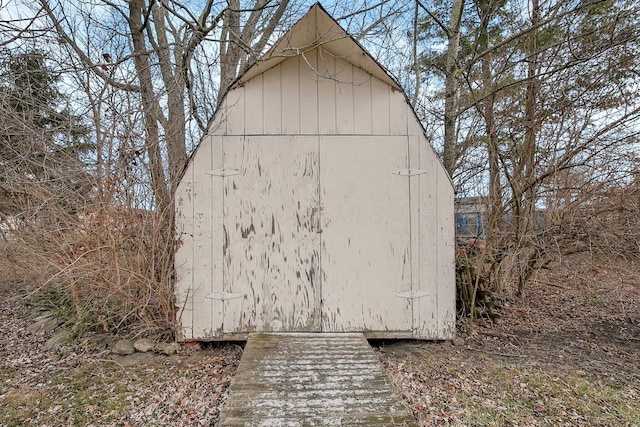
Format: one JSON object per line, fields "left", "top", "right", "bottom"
{"left": 219, "top": 333, "right": 418, "bottom": 426}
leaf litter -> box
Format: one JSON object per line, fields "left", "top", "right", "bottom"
{"left": 2, "top": 253, "right": 639, "bottom": 426}
{"left": 375, "top": 254, "right": 640, "bottom": 426}
{"left": 0, "top": 280, "right": 242, "bottom": 427}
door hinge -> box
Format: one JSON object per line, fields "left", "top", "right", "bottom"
{"left": 206, "top": 292, "right": 243, "bottom": 301}
{"left": 396, "top": 290, "right": 429, "bottom": 299}
{"left": 393, "top": 169, "right": 427, "bottom": 177}
{"left": 206, "top": 169, "right": 240, "bottom": 177}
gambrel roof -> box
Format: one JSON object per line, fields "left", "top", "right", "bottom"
{"left": 174, "top": 2, "right": 455, "bottom": 342}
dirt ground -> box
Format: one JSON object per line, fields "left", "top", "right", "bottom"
{"left": 376, "top": 254, "right": 640, "bottom": 426}
{"left": 1, "top": 254, "right": 638, "bottom": 426}
{"left": 0, "top": 278, "right": 243, "bottom": 426}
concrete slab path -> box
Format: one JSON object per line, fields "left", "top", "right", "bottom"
{"left": 219, "top": 333, "right": 417, "bottom": 426}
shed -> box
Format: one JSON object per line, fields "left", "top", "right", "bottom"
{"left": 174, "top": 3, "right": 455, "bottom": 341}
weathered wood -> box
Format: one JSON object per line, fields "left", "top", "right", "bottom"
{"left": 299, "top": 49, "right": 318, "bottom": 134}
{"left": 224, "top": 86, "right": 245, "bottom": 136}
{"left": 320, "top": 135, "right": 412, "bottom": 332}
{"left": 335, "top": 59, "right": 355, "bottom": 134}
{"left": 318, "top": 48, "right": 336, "bottom": 134}
{"left": 353, "top": 66, "right": 372, "bottom": 134}
{"left": 408, "top": 131, "right": 421, "bottom": 337}
{"left": 219, "top": 333, "right": 418, "bottom": 426}
{"left": 436, "top": 164, "right": 456, "bottom": 338}
{"left": 174, "top": 4, "right": 456, "bottom": 341}
{"left": 174, "top": 155, "right": 194, "bottom": 340}
{"left": 371, "top": 77, "right": 390, "bottom": 135}
{"left": 417, "top": 134, "right": 440, "bottom": 339}
{"left": 210, "top": 135, "right": 225, "bottom": 337}
{"left": 244, "top": 74, "right": 263, "bottom": 135}
{"left": 263, "top": 64, "right": 282, "bottom": 134}
{"left": 390, "top": 89, "right": 408, "bottom": 136}
{"left": 281, "top": 56, "right": 300, "bottom": 134}
{"left": 223, "top": 136, "right": 321, "bottom": 333}
{"left": 191, "top": 137, "right": 215, "bottom": 338}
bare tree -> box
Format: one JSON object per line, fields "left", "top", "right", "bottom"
{"left": 0, "top": 0, "right": 413, "bottom": 334}
{"left": 416, "top": 0, "right": 640, "bottom": 313}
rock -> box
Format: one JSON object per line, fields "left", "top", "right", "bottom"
{"left": 134, "top": 338, "right": 155, "bottom": 353}
{"left": 154, "top": 342, "right": 181, "bottom": 356}
{"left": 45, "top": 329, "right": 72, "bottom": 350}
{"left": 83, "top": 333, "right": 113, "bottom": 350}
{"left": 27, "top": 313, "right": 60, "bottom": 335}
{"left": 111, "top": 339, "right": 136, "bottom": 355}
{"left": 117, "top": 352, "right": 156, "bottom": 368}
{"left": 452, "top": 337, "right": 465, "bottom": 347}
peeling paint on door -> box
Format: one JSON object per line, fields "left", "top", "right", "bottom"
{"left": 223, "top": 136, "right": 321, "bottom": 333}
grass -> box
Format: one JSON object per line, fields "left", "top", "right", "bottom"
{"left": 0, "top": 350, "right": 232, "bottom": 427}
{"left": 381, "top": 346, "right": 640, "bottom": 426}
{"left": 2, "top": 362, "right": 145, "bottom": 425}
{"left": 458, "top": 366, "right": 639, "bottom": 425}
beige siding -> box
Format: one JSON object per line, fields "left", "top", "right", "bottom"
{"left": 175, "top": 155, "right": 194, "bottom": 340}
{"left": 263, "top": 65, "right": 282, "bottom": 134}
{"left": 417, "top": 134, "right": 440, "bottom": 339}
{"left": 335, "top": 63, "right": 354, "bottom": 134}
{"left": 299, "top": 50, "right": 318, "bottom": 134}
{"left": 353, "top": 66, "right": 373, "bottom": 134}
{"left": 436, "top": 163, "right": 456, "bottom": 339}
{"left": 210, "top": 136, "right": 225, "bottom": 337}
{"left": 389, "top": 89, "right": 408, "bottom": 136}
{"left": 318, "top": 50, "right": 336, "bottom": 134}
{"left": 190, "top": 138, "right": 217, "bottom": 338}
{"left": 223, "top": 87, "right": 244, "bottom": 136}
{"left": 175, "top": 41, "right": 455, "bottom": 340}
{"left": 281, "top": 57, "right": 300, "bottom": 134}
{"left": 407, "top": 131, "right": 422, "bottom": 337}
{"left": 216, "top": 50, "right": 415, "bottom": 138}
{"left": 222, "top": 136, "right": 321, "bottom": 333}
{"left": 244, "top": 74, "right": 263, "bottom": 135}
{"left": 320, "top": 136, "right": 412, "bottom": 332}
{"left": 371, "top": 77, "right": 390, "bottom": 135}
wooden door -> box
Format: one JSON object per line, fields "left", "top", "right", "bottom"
{"left": 221, "top": 135, "right": 413, "bottom": 334}
{"left": 319, "top": 136, "right": 413, "bottom": 332}
{"left": 222, "top": 136, "right": 322, "bottom": 333}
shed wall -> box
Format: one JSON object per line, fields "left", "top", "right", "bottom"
{"left": 209, "top": 49, "right": 408, "bottom": 137}
{"left": 175, "top": 48, "right": 454, "bottom": 340}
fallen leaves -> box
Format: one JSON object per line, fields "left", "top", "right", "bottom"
{"left": 0, "top": 281, "right": 242, "bottom": 427}
{"left": 376, "top": 253, "right": 640, "bottom": 426}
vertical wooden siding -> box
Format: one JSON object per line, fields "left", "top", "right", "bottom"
{"left": 222, "top": 136, "right": 321, "bottom": 333}
{"left": 214, "top": 50, "right": 412, "bottom": 138}
{"left": 175, "top": 47, "right": 454, "bottom": 340}
{"left": 435, "top": 163, "right": 456, "bottom": 339}
{"left": 320, "top": 136, "right": 412, "bottom": 332}
{"left": 175, "top": 156, "right": 194, "bottom": 340}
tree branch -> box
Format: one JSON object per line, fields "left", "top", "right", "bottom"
{"left": 38, "top": 0, "right": 140, "bottom": 92}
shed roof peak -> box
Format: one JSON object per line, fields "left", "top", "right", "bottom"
{"left": 233, "top": 3, "right": 401, "bottom": 90}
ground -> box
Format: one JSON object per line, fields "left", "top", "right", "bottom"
{"left": 0, "top": 280, "right": 243, "bottom": 426}
{"left": 377, "top": 254, "right": 640, "bottom": 426}
{"left": 1, "top": 254, "right": 638, "bottom": 426}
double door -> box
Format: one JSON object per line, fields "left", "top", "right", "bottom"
{"left": 220, "top": 135, "right": 413, "bottom": 334}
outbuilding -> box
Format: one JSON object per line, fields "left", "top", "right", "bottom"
{"left": 174, "top": 3, "right": 455, "bottom": 341}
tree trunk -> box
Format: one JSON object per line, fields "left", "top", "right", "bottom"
{"left": 517, "top": 0, "right": 541, "bottom": 297}
{"left": 477, "top": 0, "right": 501, "bottom": 246}
{"left": 151, "top": 5, "right": 188, "bottom": 194}
{"left": 442, "top": 0, "right": 465, "bottom": 176}
{"left": 411, "top": 0, "right": 421, "bottom": 109}
{"left": 128, "top": 0, "right": 170, "bottom": 213}
{"left": 476, "top": 0, "right": 503, "bottom": 289}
